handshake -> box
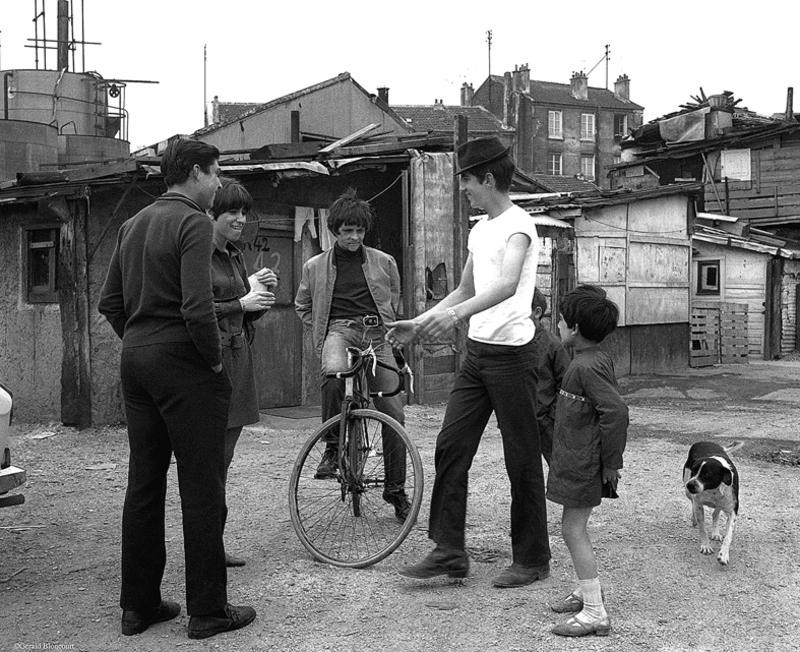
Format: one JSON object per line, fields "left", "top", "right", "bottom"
{"left": 241, "top": 267, "right": 278, "bottom": 312}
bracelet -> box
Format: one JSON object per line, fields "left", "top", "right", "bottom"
{"left": 446, "top": 308, "right": 464, "bottom": 328}
{"left": 239, "top": 298, "right": 246, "bottom": 312}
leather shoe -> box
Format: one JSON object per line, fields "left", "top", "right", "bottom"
{"left": 492, "top": 562, "right": 550, "bottom": 588}
{"left": 551, "top": 615, "right": 612, "bottom": 637}
{"left": 315, "top": 447, "right": 338, "bottom": 479}
{"left": 225, "top": 552, "right": 246, "bottom": 567}
{"left": 187, "top": 603, "right": 256, "bottom": 640}
{"left": 398, "top": 546, "right": 469, "bottom": 579}
{"left": 383, "top": 489, "right": 412, "bottom": 521}
{"left": 121, "top": 599, "right": 181, "bottom": 636}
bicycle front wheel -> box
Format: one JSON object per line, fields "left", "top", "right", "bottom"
{"left": 288, "top": 409, "right": 423, "bottom": 568}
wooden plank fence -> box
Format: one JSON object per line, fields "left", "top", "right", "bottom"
{"left": 690, "top": 301, "right": 749, "bottom": 367}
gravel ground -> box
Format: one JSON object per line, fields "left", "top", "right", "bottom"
{"left": 2, "top": 361, "right": 799, "bottom": 651}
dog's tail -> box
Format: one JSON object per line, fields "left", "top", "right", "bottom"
{"left": 724, "top": 440, "right": 745, "bottom": 454}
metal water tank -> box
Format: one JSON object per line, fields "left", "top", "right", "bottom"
{"left": 0, "top": 120, "right": 59, "bottom": 182}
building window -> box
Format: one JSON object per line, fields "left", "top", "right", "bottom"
{"left": 697, "top": 260, "right": 721, "bottom": 296}
{"left": 26, "top": 227, "right": 60, "bottom": 303}
{"left": 580, "top": 155, "right": 595, "bottom": 179}
{"left": 548, "top": 111, "right": 563, "bottom": 139}
{"left": 548, "top": 153, "right": 563, "bottom": 176}
{"left": 614, "top": 114, "right": 628, "bottom": 139}
{"left": 613, "top": 154, "right": 622, "bottom": 165}
{"left": 580, "top": 113, "right": 595, "bottom": 141}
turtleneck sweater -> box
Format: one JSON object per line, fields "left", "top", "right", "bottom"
{"left": 328, "top": 243, "right": 379, "bottom": 321}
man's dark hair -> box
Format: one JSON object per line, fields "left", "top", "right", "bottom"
{"left": 327, "top": 188, "right": 373, "bottom": 233}
{"left": 532, "top": 288, "right": 547, "bottom": 316}
{"left": 161, "top": 138, "right": 220, "bottom": 187}
{"left": 211, "top": 178, "right": 252, "bottom": 219}
{"left": 559, "top": 284, "right": 619, "bottom": 343}
{"left": 462, "top": 154, "right": 516, "bottom": 192}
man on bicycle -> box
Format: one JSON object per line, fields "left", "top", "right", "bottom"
{"left": 294, "top": 188, "right": 410, "bottom": 520}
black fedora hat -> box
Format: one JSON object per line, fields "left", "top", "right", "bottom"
{"left": 455, "top": 137, "right": 510, "bottom": 175}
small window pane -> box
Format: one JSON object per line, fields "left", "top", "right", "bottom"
{"left": 697, "top": 261, "right": 720, "bottom": 295}
{"left": 26, "top": 227, "right": 59, "bottom": 303}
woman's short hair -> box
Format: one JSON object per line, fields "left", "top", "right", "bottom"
{"left": 461, "top": 154, "right": 516, "bottom": 192}
{"left": 211, "top": 178, "right": 252, "bottom": 219}
{"left": 161, "top": 138, "right": 220, "bottom": 187}
{"left": 559, "top": 284, "right": 619, "bottom": 343}
{"left": 327, "top": 188, "right": 373, "bottom": 233}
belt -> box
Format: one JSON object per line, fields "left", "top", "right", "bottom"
{"left": 220, "top": 331, "right": 245, "bottom": 349}
{"left": 331, "top": 315, "right": 382, "bottom": 328}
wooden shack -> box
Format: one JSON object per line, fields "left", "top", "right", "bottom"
{"left": 523, "top": 183, "right": 701, "bottom": 374}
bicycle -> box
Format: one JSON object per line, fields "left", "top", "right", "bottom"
{"left": 288, "top": 343, "right": 424, "bottom": 568}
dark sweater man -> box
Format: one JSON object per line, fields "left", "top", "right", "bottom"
{"left": 99, "top": 192, "right": 221, "bottom": 368}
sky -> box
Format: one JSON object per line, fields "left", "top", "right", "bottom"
{"left": 1, "top": 0, "right": 797, "bottom": 151}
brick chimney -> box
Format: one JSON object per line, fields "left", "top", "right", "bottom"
{"left": 433, "top": 99, "right": 446, "bottom": 111}
{"left": 377, "top": 87, "right": 389, "bottom": 104}
{"left": 212, "top": 96, "right": 220, "bottom": 124}
{"left": 513, "top": 63, "right": 531, "bottom": 94}
{"left": 614, "top": 74, "right": 630, "bottom": 101}
{"left": 570, "top": 71, "right": 588, "bottom": 101}
{"left": 460, "top": 82, "right": 474, "bottom": 106}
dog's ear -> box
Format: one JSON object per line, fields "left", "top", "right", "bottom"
{"left": 722, "top": 468, "right": 733, "bottom": 486}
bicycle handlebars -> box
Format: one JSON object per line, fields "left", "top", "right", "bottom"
{"left": 327, "top": 346, "right": 408, "bottom": 398}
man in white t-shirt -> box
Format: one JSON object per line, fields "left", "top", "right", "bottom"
{"left": 387, "top": 137, "right": 551, "bottom": 587}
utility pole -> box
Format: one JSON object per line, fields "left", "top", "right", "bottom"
{"left": 203, "top": 44, "right": 208, "bottom": 128}
{"left": 605, "top": 43, "right": 610, "bottom": 89}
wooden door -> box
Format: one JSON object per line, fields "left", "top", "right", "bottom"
{"left": 243, "top": 229, "right": 302, "bottom": 407}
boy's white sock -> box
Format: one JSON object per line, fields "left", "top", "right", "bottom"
{"left": 575, "top": 577, "right": 607, "bottom": 623}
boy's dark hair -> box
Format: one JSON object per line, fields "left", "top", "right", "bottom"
{"left": 211, "top": 178, "right": 252, "bottom": 218}
{"left": 327, "top": 188, "right": 373, "bottom": 233}
{"left": 161, "top": 138, "right": 220, "bottom": 187}
{"left": 462, "top": 154, "right": 516, "bottom": 192}
{"left": 532, "top": 288, "right": 547, "bottom": 315}
{"left": 559, "top": 284, "right": 619, "bottom": 343}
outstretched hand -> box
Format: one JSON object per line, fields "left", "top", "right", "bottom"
{"left": 385, "top": 320, "right": 420, "bottom": 349}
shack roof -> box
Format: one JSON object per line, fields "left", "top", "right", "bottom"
{"left": 392, "top": 104, "right": 510, "bottom": 134}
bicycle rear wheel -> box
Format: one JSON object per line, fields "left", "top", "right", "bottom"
{"left": 289, "top": 409, "right": 423, "bottom": 568}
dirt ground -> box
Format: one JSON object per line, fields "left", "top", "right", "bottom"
{"left": 2, "top": 359, "right": 800, "bottom": 652}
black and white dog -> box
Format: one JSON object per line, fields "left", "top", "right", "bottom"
{"left": 683, "top": 441, "right": 740, "bottom": 565}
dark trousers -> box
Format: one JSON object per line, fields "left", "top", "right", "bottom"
{"left": 428, "top": 339, "right": 551, "bottom": 566}
{"left": 119, "top": 342, "right": 231, "bottom": 616}
{"left": 320, "top": 319, "right": 406, "bottom": 492}
{"left": 222, "top": 425, "right": 243, "bottom": 540}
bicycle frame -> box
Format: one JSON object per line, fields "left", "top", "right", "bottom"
{"left": 332, "top": 345, "right": 405, "bottom": 510}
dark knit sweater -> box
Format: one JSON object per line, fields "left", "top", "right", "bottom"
{"left": 328, "top": 243, "right": 379, "bottom": 320}
{"left": 98, "top": 191, "right": 222, "bottom": 368}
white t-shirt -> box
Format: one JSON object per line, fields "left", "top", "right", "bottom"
{"left": 466, "top": 204, "right": 540, "bottom": 345}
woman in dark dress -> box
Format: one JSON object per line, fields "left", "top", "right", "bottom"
{"left": 210, "top": 179, "right": 277, "bottom": 567}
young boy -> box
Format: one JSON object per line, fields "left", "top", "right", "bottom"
{"left": 531, "top": 288, "right": 570, "bottom": 465}
{"left": 546, "top": 284, "right": 628, "bottom": 637}
{"left": 387, "top": 136, "right": 551, "bottom": 588}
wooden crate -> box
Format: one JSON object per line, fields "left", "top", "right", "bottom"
{"left": 690, "top": 307, "right": 720, "bottom": 367}
{"left": 719, "top": 304, "right": 749, "bottom": 364}
{"left": 690, "top": 302, "right": 749, "bottom": 367}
